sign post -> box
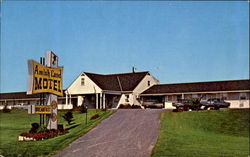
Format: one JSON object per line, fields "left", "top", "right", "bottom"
{"left": 27, "top": 51, "right": 63, "bottom": 130}
{"left": 46, "top": 51, "right": 60, "bottom": 130}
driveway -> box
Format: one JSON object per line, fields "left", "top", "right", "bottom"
{"left": 55, "top": 109, "right": 162, "bottom": 157}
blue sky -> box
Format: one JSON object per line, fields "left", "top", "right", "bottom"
{"left": 1, "top": 1, "right": 249, "bottom": 93}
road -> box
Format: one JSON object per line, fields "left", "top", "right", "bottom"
{"left": 55, "top": 109, "right": 162, "bottom": 157}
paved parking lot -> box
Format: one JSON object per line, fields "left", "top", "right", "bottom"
{"left": 55, "top": 109, "right": 162, "bottom": 157}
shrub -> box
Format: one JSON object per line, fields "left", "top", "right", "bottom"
{"left": 173, "top": 108, "right": 184, "bottom": 112}
{"left": 131, "top": 105, "right": 142, "bottom": 109}
{"left": 62, "top": 111, "right": 74, "bottom": 125}
{"left": 119, "top": 104, "right": 132, "bottom": 109}
{"left": 58, "top": 124, "right": 64, "bottom": 132}
{"left": 2, "top": 105, "right": 11, "bottom": 113}
{"left": 119, "top": 104, "right": 142, "bottom": 109}
{"left": 71, "top": 106, "right": 81, "bottom": 111}
{"left": 79, "top": 105, "right": 87, "bottom": 113}
{"left": 90, "top": 114, "right": 99, "bottom": 120}
{"left": 190, "top": 98, "right": 202, "bottom": 110}
{"left": 29, "top": 123, "right": 40, "bottom": 133}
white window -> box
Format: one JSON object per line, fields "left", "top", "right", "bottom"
{"left": 165, "top": 96, "right": 173, "bottom": 102}
{"left": 169, "top": 96, "right": 172, "bottom": 101}
{"left": 192, "top": 94, "right": 198, "bottom": 98}
{"left": 221, "top": 93, "right": 228, "bottom": 100}
{"left": 240, "top": 93, "right": 247, "bottom": 100}
{"left": 165, "top": 96, "right": 168, "bottom": 102}
{"left": 81, "top": 78, "right": 85, "bottom": 86}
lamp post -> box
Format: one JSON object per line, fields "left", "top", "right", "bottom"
{"left": 85, "top": 105, "right": 88, "bottom": 124}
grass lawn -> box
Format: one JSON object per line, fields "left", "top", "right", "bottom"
{"left": 0, "top": 109, "right": 114, "bottom": 157}
{"left": 152, "top": 109, "right": 249, "bottom": 157}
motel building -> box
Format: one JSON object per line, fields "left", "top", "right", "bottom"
{"left": 64, "top": 71, "right": 159, "bottom": 109}
{"left": 141, "top": 79, "right": 250, "bottom": 109}
{"left": 0, "top": 71, "right": 249, "bottom": 109}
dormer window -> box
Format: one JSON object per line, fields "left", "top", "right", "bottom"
{"left": 148, "top": 81, "right": 150, "bottom": 86}
{"left": 81, "top": 78, "right": 85, "bottom": 86}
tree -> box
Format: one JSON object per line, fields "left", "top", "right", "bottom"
{"left": 29, "top": 123, "right": 40, "bottom": 133}
{"left": 190, "top": 98, "right": 202, "bottom": 110}
{"left": 62, "top": 111, "right": 74, "bottom": 125}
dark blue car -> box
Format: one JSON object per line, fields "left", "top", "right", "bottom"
{"left": 200, "top": 98, "right": 230, "bottom": 110}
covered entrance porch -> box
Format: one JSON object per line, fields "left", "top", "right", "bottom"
{"left": 65, "top": 92, "right": 121, "bottom": 109}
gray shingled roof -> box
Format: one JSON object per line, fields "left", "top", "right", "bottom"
{"left": 0, "top": 90, "right": 66, "bottom": 100}
{"left": 0, "top": 92, "right": 40, "bottom": 100}
{"left": 85, "top": 72, "right": 149, "bottom": 91}
{"left": 142, "top": 79, "right": 250, "bottom": 95}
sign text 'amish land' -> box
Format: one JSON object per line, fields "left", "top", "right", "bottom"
{"left": 27, "top": 60, "right": 63, "bottom": 96}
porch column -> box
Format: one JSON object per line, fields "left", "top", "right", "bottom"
{"left": 182, "top": 93, "right": 185, "bottom": 99}
{"left": 103, "top": 93, "right": 106, "bottom": 109}
{"left": 100, "top": 93, "right": 103, "bottom": 109}
{"left": 69, "top": 94, "right": 72, "bottom": 105}
{"left": 66, "top": 93, "right": 68, "bottom": 105}
{"left": 96, "top": 93, "right": 98, "bottom": 109}
{"left": 163, "top": 95, "right": 168, "bottom": 108}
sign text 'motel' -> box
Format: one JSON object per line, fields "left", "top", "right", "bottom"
{"left": 27, "top": 60, "right": 63, "bottom": 96}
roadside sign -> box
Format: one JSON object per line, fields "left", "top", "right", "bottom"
{"left": 27, "top": 51, "right": 61, "bottom": 130}
{"left": 35, "top": 106, "right": 51, "bottom": 114}
{"left": 27, "top": 60, "right": 63, "bottom": 96}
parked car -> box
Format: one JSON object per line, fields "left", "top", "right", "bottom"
{"left": 173, "top": 99, "right": 202, "bottom": 111}
{"left": 142, "top": 100, "right": 163, "bottom": 108}
{"left": 200, "top": 98, "right": 230, "bottom": 110}
{"left": 12, "top": 104, "right": 29, "bottom": 109}
{"left": 173, "top": 99, "right": 191, "bottom": 111}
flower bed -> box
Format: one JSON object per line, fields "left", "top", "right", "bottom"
{"left": 18, "top": 130, "right": 68, "bottom": 141}
{"left": 90, "top": 114, "right": 100, "bottom": 120}
{"left": 119, "top": 104, "right": 142, "bottom": 109}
